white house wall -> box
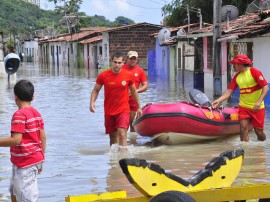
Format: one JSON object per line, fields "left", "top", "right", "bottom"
{"left": 71, "top": 42, "right": 78, "bottom": 68}
{"left": 96, "top": 42, "right": 103, "bottom": 68}
{"left": 24, "top": 40, "right": 39, "bottom": 62}
{"left": 177, "top": 41, "right": 194, "bottom": 71}
{"left": 60, "top": 41, "right": 69, "bottom": 67}
{"left": 253, "top": 36, "right": 270, "bottom": 82}
{"left": 169, "top": 46, "right": 176, "bottom": 81}
{"left": 83, "top": 43, "right": 102, "bottom": 69}
{"left": 83, "top": 44, "right": 90, "bottom": 68}
{"left": 225, "top": 37, "right": 270, "bottom": 84}
{"left": 102, "top": 32, "right": 109, "bottom": 67}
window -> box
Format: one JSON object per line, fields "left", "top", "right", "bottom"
{"left": 99, "top": 46, "right": 102, "bottom": 55}
{"left": 51, "top": 46, "right": 54, "bottom": 56}
{"left": 104, "top": 44, "right": 107, "bottom": 57}
{"left": 71, "top": 43, "right": 73, "bottom": 54}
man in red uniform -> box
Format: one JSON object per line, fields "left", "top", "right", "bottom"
{"left": 122, "top": 51, "right": 148, "bottom": 132}
{"left": 90, "top": 52, "right": 142, "bottom": 150}
{"left": 212, "top": 54, "right": 269, "bottom": 142}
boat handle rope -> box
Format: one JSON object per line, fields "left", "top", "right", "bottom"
{"left": 194, "top": 104, "right": 214, "bottom": 119}
{"left": 216, "top": 105, "right": 232, "bottom": 119}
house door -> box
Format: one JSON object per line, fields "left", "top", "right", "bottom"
{"left": 68, "top": 48, "right": 70, "bottom": 67}
{"left": 56, "top": 46, "right": 59, "bottom": 68}
{"left": 227, "top": 42, "right": 253, "bottom": 86}
{"left": 87, "top": 44, "right": 90, "bottom": 69}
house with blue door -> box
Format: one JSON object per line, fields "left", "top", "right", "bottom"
{"left": 186, "top": 9, "right": 270, "bottom": 105}
{"left": 150, "top": 23, "right": 212, "bottom": 81}
{"left": 151, "top": 10, "right": 270, "bottom": 105}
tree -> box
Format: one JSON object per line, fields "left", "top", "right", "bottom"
{"left": 48, "top": 0, "right": 83, "bottom": 14}
{"left": 112, "top": 16, "right": 135, "bottom": 26}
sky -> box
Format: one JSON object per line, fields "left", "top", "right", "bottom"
{"left": 40, "top": 0, "right": 167, "bottom": 25}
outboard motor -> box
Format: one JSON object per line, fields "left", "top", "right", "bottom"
{"left": 189, "top": 89, "right": 211, "bottom": 107}
{"left": 4, "top": 53, "right": 21, "bottom": 75}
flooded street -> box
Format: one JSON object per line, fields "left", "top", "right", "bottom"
{"left": 1, "top": 63, "right": 270, "bottom": 202}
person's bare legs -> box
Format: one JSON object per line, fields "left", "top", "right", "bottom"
{"left": 240, "top": 119, "right": 250, "bottom": 142}
{"left": 117, "top": 127, "right": 128, "bottom": 151}
{"left": 129, "top": 111, "right": 136, "bottom": 132}
{"left": 109, "top": 131, "right": 118, "bottom": 146}
{"left": 11, "top": 195, "right": 16, "bottom": 202}
{"left": 254, "top": 127, "right": 266, "bottom": 141}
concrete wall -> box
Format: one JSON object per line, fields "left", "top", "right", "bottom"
{"left": 253, "top": 36, "right": 270, "bottom": 82}
{"left": 23, "top": 40, "right": 39, "bottom": 62}
{"left": 155, "top": 40, "right": 170, "bottom": 78}
{"left": 85, "top": 42, "right": 104, "bottom": 69}
{"left": 178, "top": 41, "right": 195, "bottom": 71}
{"left": 102, "top": 32, "right": 109, "bottom": 67}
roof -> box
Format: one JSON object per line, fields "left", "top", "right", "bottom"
{"left": 151, "top": 22, "right": 212, "bottom": 36}
{"left": 80, "top": 35, "right": 102, "bottom": 44}
{"left": 154, "top": 23, "right": 212, "bottom": 45}
{"left": 102, "top": 22, "right": 162, "bottom": 33}
{"left": 39, "top": 24, "right": 161, "bottom": 44}
{"left": 43, "top": 30, "right": 101, "bottom": 42}
{"left": 80, "top": 27, "right": 109, "bottom": 32}
{"left": 188, "top": 10, "right": 270, "bottom": 40}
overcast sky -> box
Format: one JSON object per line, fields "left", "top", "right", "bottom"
{"left": 40, "top": 0, "right": 167, "bottom": 25}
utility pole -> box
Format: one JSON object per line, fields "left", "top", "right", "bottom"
{"left": 197, "top": 9, "right": 202, "bottom": 29}
{"left": 213, "top": 0, "right": 222, "bottom": 96}
{"left": 187, "top": 5, "right": 190, "bottom": 32}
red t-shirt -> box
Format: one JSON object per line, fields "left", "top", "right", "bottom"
{"left": 96, "top": 69, "right": 134, "bottom": 115}
{"left": 122, "top": 64, "right": 147, "bottom": 89}
{"left": 10, "top": 107, "right": 45, "bottom": 168}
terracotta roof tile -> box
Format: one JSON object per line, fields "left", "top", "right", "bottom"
{"left": 80, "top": 27, "right": 109, "bottom": 32}
{"left": 80, "top": 35, "right": 103, "bottom": 44}
{"left": 188, "top": 10, "right": 270, "bottom": 39}
{"left": 102, "top": 22, "right": 162, "bottom": 32}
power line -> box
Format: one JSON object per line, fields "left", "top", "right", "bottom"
{"left": 146, "top": 0, "right": 166, "bottom": 5}
{"left": 118, "top": 0, "right": 162, "bottom": 9}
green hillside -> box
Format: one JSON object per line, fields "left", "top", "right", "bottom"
{"left": 0, "top": 0, "right": 135, "bottom": 39}
{"left": 0, "top": 0, "right": 62, "bottom": 38}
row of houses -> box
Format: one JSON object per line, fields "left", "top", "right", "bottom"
{"left": 20, "top": 9, "right": 270, "bottom": 103}
{"left": 28, "top": 23, "right": 162, "bottom": 70}
{"left": 153, "top": 9, "right": 270, "bottom": 103}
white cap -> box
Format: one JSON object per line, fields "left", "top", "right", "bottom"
{"left": 127, "top": 51, "right": 138, "bottom": 58}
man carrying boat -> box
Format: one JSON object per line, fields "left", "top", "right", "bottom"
{"left": 212, "top": 54, "right": 269, "bottom": 142}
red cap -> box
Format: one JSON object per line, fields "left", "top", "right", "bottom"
{"left": 229, "top": 54, "right": 253, "bottom": 65}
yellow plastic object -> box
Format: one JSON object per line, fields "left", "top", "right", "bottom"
{"left": 65, "top": 190, "right": 127, "bottom": 202}
{"left": 189, "top": 154, "right": 243, "bottom": 191}
{"left": 119, "top": 149, "right": 244, "bottom": 197}
{"left": 65, "top": 183, "right": 270, "bottom": 202}
{"left": 128, "top": 165, "right": 189, "bottom": 196}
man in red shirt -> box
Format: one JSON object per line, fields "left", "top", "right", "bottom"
{"left": 90, "top": 52, "right": 142, "bottom": 150}
{"left": 212, "top": 54, "right": 269, "bottom": 142}
{"left": 122, "top": 51, "right": 148, "bottom": 132}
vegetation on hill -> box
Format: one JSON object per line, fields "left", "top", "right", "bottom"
{"left": 0, "top": 0, "right": 61, "bottom": 39}
{"left": 0, "top": 0, "right": 135, "bottom": 40}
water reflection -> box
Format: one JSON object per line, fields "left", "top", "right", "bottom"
{"left": 0, "top": 63, "right": 270, "bottom": 202}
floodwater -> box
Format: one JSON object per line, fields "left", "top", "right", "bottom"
{"left": 0, "top": 63, "right": 270, "bottom": 202}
